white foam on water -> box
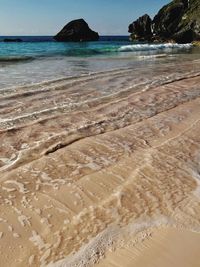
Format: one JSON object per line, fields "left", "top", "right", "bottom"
{"left": 137, "top": 54, "right": 168, "bottom": 59}
{"left": 119, "top": 43, "right": 193, "bottom": 52}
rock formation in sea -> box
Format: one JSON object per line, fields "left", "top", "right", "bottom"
{"left": 3, "top": 38, "right": 22, "bottom": 42}
{"left": 129, "top": 0, "right": 200, "bottom": 43}
{"left": 54, "top": 18, "right": 99, "bottom": 42}
{"left": 128, "top": 14, "right": 152, "bottom": 41}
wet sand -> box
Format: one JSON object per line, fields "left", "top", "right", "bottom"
{"left": 97, "top": 228, "right": 200, "bottom": 267}
{"left": 0, "top": 59, "right": 200, "bottom": 266}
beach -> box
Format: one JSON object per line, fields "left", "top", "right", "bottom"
{"left": 0, "top": 49, "right": 200, "bottom": 266}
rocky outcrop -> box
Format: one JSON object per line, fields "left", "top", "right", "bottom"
{"left": 128, "top": 14, "right": 152, "bottom": 41}
{"left": 153, "top": 1, "right": 186, "bottom": 39}
{"left": 129, "top": 0, "right": 200, "bottom": 43}
{"left": 54, "top": 19, "right": 99, "bottom": 42}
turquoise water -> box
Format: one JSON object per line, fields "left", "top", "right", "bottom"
{"left": 0, "top": 36, "right": 199, "bottom": 88}
{"left": 0, "top": 36, "right": 194, "bottom": 60}
{"left": 0, "top": 36, "right": 131, "bottom": 60}
{"left": 0, "top": 41, "right": 123, "bottom": 60}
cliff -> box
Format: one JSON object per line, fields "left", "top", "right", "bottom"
{"left": 129, "top": 0, "right": 200, "bottom": 43}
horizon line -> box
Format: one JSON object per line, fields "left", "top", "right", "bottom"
{"left": 0, "top": 34, "right": 129, "bottom": 37}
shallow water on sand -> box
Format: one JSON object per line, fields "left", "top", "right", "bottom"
{"left": 0, "top": 40, "right": 200, "bottom": 266}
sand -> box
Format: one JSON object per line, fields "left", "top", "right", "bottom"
{"left": 0, "top": 60, "right": 200, "bottom": 266}
{"left": 97, "top": 228, "right": 200, "bottom": 267}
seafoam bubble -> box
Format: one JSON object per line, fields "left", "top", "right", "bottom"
{"left": 118, "top": 43, "right": 193, "bottom": 52}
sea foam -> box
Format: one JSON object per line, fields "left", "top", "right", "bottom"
{"left": 118, "top": 43, "right": 193, "bottom": 52}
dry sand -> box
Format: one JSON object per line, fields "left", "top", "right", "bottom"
{"left": 0, "top": 60, "right": 200, "bottom": 266}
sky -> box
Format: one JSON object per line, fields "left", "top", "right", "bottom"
{"left": 0, "top": 0, "right": 170, "bottom": 36}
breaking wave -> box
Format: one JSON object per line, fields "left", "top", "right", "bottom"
{"left": 59, "top": 43, "right": 193, "bottom": 57}
{"left": 118, "top": 43, "right": 193, "bottom": 52}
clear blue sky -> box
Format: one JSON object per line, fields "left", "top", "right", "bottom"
{"left": 0, "top": 0, "right": 170, "bottom": 35}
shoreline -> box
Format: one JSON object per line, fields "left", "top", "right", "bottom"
{"left": 96, "top": 227, "right": 200, "bottom": 267}
{"left": 0, "top": 60, "right": 200, "bottom": 266}
{"left": 0, "top": 40, "right": 199, "bottom": 90}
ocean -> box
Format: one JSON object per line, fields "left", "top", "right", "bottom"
{"left": 0, "top": 35, "right": 199, "bottom": 88}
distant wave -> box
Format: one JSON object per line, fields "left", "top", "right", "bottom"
{"left": 118, "top": 43, "right": 193, "bottom": 52}
{"left": 62, "top": 48, "right": 105, "bottom": 56}
{"left": 0, "top": 56, "right": 34, "bottom": 63}
{"left": 60, "top": 47, "right": 119, "bottom": 57}
{"left": 59, "top": 43, "right": 193, "bottom": 57}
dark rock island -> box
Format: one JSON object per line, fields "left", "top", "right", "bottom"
{"left": 3, "top": 38, "right": 22, "bottom": 42}
{"left": 129, "top": 0, "right": 200, "bottom": 43}
{"left": 54, "top": 19, "right": 99, "bottom": 42}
